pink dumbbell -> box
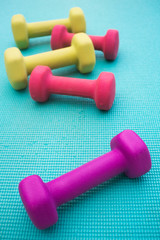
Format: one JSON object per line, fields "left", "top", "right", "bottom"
{"left": 51, "top": 25, "right": 119, "bottom": 60}
{"left": 29, "top": 66, "right": 116, "bottom": 110}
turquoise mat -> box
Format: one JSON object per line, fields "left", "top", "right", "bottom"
{"left": 1, "top": 0, "right": 160, "bottom": 239}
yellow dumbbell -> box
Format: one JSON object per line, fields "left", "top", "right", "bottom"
{"left": 11, "top": 7, "right": 86, "bottom": 49}
{"left": 4, "top": 33, "right": 95, "bottom": 90}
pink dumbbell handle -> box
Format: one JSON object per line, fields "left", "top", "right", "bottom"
{"left": 90, "top": 36, "right": 104, "bottom": 51}
{"left": 64, "top": 32, "right": 104, "bottom": 51}
{"left": 46, "top": 149, "right": 126, "bottom": 207}
{"left": 48, "top": 74, "right": 96, "bottom": 99}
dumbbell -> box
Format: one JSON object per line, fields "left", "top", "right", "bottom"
{"left": 4, "top": 33, "right": 95, "bottom": 90}
{"left": 51, "top": 25, "right": 119, "bottom": 60}
{"left": 19, "top": 130, "right": 151, "bottom": 230}
{"left": 11, "top": 7, "right": 86, "bottom": 49}
{"left": 29, "top": 66, "right": 115, "bottom": 110}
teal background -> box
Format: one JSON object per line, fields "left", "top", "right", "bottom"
{"left": 1, "top": 0, "right": 160, "bottom": 239}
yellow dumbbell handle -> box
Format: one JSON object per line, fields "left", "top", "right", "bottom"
{"left": 28, "top": 19, "right": 70, "bottom": 38}
{"left": 24, "top": 47, "right": 77, "bottom": 75}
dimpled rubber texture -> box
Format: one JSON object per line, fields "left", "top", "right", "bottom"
{"left": 1, "top": 0, "right": 160, "bottom": 239}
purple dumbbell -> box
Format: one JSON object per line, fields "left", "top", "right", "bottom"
{"left": 19, "top": 130, "right": 151, "bottom": 230}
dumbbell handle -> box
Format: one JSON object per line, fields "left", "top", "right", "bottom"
{"left": 24, "top": 46, "right": 76, "bottom": 74}
{"left": 28, "top": 19, "right": 70, "bottom": 38}
{"left": 63, "top": 32, "right": 104, "bottom": 51}
{"left": 90, "top": 36, "right": 104, "bottom": 51}
{"left": 46, "top": 149, "right": 126, "bottom": 207}
{"left": 47, "top": 75, "right": 96, "bottom": 99}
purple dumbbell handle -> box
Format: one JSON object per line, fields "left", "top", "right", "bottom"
{"left": 46, "top": 149, "right": 126, "bottom": 207}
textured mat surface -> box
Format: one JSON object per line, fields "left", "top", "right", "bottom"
{"left": 1, "top": 0, "right": 160, "bottom": 239}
